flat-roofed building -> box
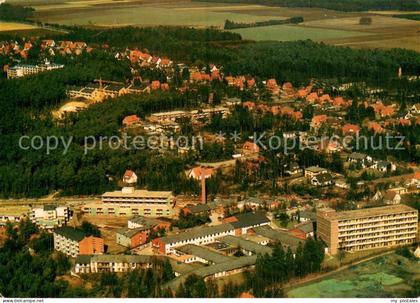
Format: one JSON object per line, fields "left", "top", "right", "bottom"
{"left": 53, "top": 227, "right": 104, "bottom": 258}
{"left": 74, "top": 254, "right": 194, "bottom": 275}
{"left": 7, "top": 62, "right": 64, "bottom": 79}
{"left": 31, "top": 205, "right": 70, "bottom": 230}
{"left": 82, "top": 187, "right": 175, "bottom": 217}
{"left": 152, "top": 212, "right": 270, "bottom": 254}
{"left": 317, "top": 205, "right": 418, "bottom": 255}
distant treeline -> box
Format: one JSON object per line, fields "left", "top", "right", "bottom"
{"left": 0, "top": 3, "right": 34, "bottom": 21}
{"left": 193, "top": 0, "right": 420, "bottom": 12}
{"left": 392, "top": 13, "right": 420, "bottom": 21}
{"left": 224, "top": 16, "right": 303, "bottom": 29}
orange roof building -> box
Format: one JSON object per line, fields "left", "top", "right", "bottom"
{"left": 306, "top": 92, "right": 318, "bottom": 103}
{"left": 239, "top": 292, "right": 254, "bottom": 298}
{"left": 311, "top": 114, "right": 327, "bottom": 127}
{"left": 342, "top": 123, "right": 360, "bottom": 135}
{"left": 243, "top": 141, "right": 260, "bottom": 154}
{"left": 123, "top": 115, "right": 141, "bottom": 127}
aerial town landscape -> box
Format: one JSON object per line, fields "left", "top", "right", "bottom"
{"left": 0, "top": 0, "right": 419, "bottom": 300}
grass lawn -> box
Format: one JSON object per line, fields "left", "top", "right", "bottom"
{"left": 230, "top": 24, "right": 370, "bottom": 42}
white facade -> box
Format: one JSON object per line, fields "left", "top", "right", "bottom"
{"left": 53, "top": 233, "right": 80, "bottom": 257}
{"left": 31, "top": 205, "right": 70, "bottom": 229}
{"left": 163, "top": 229, "right": 236, "bottom": 254}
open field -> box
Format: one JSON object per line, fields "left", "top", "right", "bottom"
{"left": 5, "top": 0, "right": 420, "bottom": 51}
{"left": 231, "top": 24, "right": 370, "bottom": 42}
{"left": 287, "top": 253, "right": 419, "bottom": 298}
{"left": 0, "top": 21, "right": 38, "bottom": 32}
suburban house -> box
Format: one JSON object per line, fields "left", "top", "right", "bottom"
{"left": 372, "top": 161, "right": 396, "bottom": 173}
{"left": 53, "top": 227, "right": 104, "bottom": 257}
{"left": 311, "top": 172, "right": 334, "bottom": 187}
{"left": 383, "top": 191, "right": 401, "bottom": 205}
{"left": 187, "top": 166, "right": 215, "bottom": 180}
{"left": 285, "top": 162, "right": 302, "bottom": 175}
{"left": 242, "top": 141, "right": 260, "bottom": 154}
{"left": 122, "top": 170, "right": 138, "bottom": 185}
{"left": 304, "top": 166, "right": 328, "bottom": 179}
{"left": 347, "top": 152, "right": 373, "bottom": 168}
{"left": 342, "top": 123, "right": 360, "bottom": 135}
{"left": 122, "top": 115, "right": 141, "bottom": 128}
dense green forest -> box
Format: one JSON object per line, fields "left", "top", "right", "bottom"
{"left": 224, "top": 16, "right": 303, "bottom": 29}
{"left": 392, "top": 13, "right": 420, "bottom": 21}
{"left": 193, "top": 0, "right": 420, "bottom": 12}
{"left": 0, "top": 3, "right": 34, "bottom": 21}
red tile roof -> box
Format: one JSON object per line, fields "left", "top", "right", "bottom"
{"left": 122, "top": 115, "right": 140, "bottom": 126}
{"left": 342, "top": 123, "right": 360, "bottom": 135}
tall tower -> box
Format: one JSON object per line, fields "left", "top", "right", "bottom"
{"left": 201, "top": 166, "right": 206, "bottom": 204}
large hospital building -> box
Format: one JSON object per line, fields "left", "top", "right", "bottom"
{"left": 317, "top": 204, "right": 418, "bottom": 255}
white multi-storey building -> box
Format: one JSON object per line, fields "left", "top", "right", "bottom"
{"left": 31, "top": 205, "right": 70, "bottom": 229}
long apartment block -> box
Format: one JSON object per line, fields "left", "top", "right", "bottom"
{"left": 317, "top": 204, "right": 418, "bottom": 255}
{"left": 82, "top": 187, "right": 175, "bottom": 217}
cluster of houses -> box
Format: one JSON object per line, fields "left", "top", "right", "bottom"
{"left": 0, "top": 39, "right": 35, "bottom": 59}
{"left": 40, "top": 39, "right": 92, "bottom": 57}
{"left": 115, "top": 48, "right": 173, "bottom": 70}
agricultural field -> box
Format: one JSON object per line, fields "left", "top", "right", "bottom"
{"left": 231, "top": 24, "right": 370, "bottom": 42}
{"left": 0, "top": 21, "right": 38, "bottom": 31}
{"left": 6, "top": 0, "right": 420, "bottom": 50}
{"left": 287, "top": 253, "right": 419, "bottom": 298}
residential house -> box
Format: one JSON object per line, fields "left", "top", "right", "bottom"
{"left": 311, "top": 115, "right": 327, "bottom": 129}
{"left": 242, "top": 141, "right": 260, "bottom": 154}
{"left": 122, "top": 170, "right": 138, "bottom": 185}
{"left": 342, "top": 123, "right": 360, "bottom": 136}
{"left": 187, "top": 166, "right": 215, "bottom": 180}
{"left": 122, "top": 115, "right": 141, "bottom": 128}
{"left": 311, "top": 172, "right": 334, "bottom": 187}
{"left": 348, "top": 152, "right": 373, "bottom": 168}
{"left": 304, "top": 166, "right": 328, "bottom": 178}
{"left": 285, "top": 162, "right": 302, "bottom": 175}
{"left": 372, "top": 161, "right": 396, "bottom": 173}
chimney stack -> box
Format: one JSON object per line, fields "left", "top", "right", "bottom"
{"left": 201, "top": 166, "right": 206, "bottom": 204}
